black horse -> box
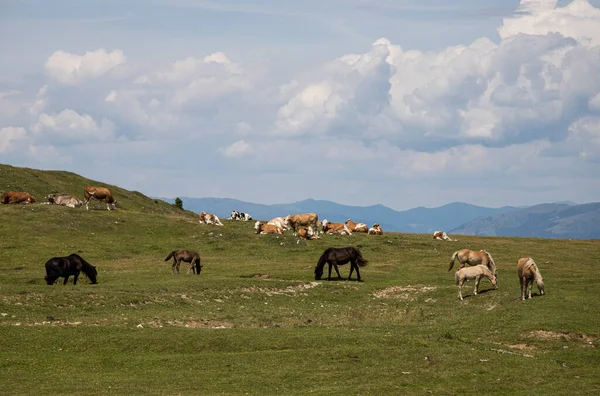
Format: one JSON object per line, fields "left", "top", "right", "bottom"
{"left": 45, "top": 254, "right": 98, "bottom": 285}
{"left": 314, "top": 247, "right": 368, "bottom": 281}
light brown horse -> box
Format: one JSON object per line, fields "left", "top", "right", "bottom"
{"left": 164, "top": 249, "right": 202, "bottom": 275}
{"left": 517, "top": 257, "right": 545, "bottom": 300}
{"left": 448, "top": 249, "right": 498, "bottom": 282}
{"left": 455, "top": 265, "right": 498, "bottom": 300}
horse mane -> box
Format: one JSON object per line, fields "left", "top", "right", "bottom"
{"left": 315, "top": 248, "right": 332, "bottom": 271}
{"left": 482, "top": 250, "right": 497, "bottom": 275}
{"left": 70, "top": 254, "right": 97, "bottom": 279}
{"left": 526, "top": 258, "right": 544, "bottom": 287}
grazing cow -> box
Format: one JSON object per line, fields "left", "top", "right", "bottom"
{"left": 433, "top": 231, "right": 453, "bottom": 241}
{"left": 83, "top": 186, "right": 116, "bottom": 210}
{"left": 285, "top": 213, "right": 320, "bottom": 237}
{"left": 517, "top": 257, "right": 545, "bottom": 300}
{"left": 345, "top": 219, "right": 368, "bottom": 233}
{"left": 321, "top": 219, "right": 352, "bottom": 235}
{"left": 45, "top": 193, "right": 83, "bottom": 208}
{"left": 254, "top": 221, "right": 283, "bottom": 234}
{"left": 1, "top": 191, "right": 36, "bottom": 204}
{"left": 199, "top": 211, "right": 224, "bottom": 226}
{"left": 368, "top": 224, "right": 383, "bottom": 235}
{"left": 267, "top": 217, "right": 289, "bottom": 230}
{"left": 230, "top": 210, "right": 252, "bottom": 221}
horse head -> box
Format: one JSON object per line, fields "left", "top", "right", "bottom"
{"left": 314, "top": 266, "right": 324, "bottom": 280}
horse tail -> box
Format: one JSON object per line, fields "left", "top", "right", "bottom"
{"left": 164, "top": 251, "right": 176, "bottom": 261}
{"left": 448, "top": 251, "right": 459, "bottom": 271}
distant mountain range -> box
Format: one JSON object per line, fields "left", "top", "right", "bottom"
{"left": 450, "top": 202, "right": 600, "bottom": 240}
{"left": 156, "top": 197, "right": 599, "bottom": 239}
{"left": 157, "top": 197, "right": 518, "bottom": 234}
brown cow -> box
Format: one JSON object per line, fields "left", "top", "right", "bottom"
{"left": 433, "top": 231, "right": 453, "bottom": 241}
{"left": 83, "top": 186, "right": 117, "bottom": 210}
{"left": 254, "top": 221, "right": 283, "bottom": 234}
{"left": 321, "top": 219, "right": 352, "bottom": 235}
{"left": 345, "top": 219, "right": 368, "bottom": 233}
{"left": 368, "top": 224, "right": 383, "bottom": 235}
{"left": 285, "top": 213, "right": 320, "bottom": 237}
{"left": 297, "top": 227, "right": 318, "bottom": 240}
{"left": 1, "top": 191, "right": 36, "bottom": 204}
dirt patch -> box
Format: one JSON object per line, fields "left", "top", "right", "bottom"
{"left": 240, "top": 281, "right": 321, "bottom": 296}
{"left": 373, "top": 285, "right": 437, "bottom": 300}
{"left": 144, "top": 320, "right": 232, "bottom": 329}
{"left": 507, "top": 343, "right": 535, "bottom": 350}
{"left": 524, "top": 330, "right": 598, "bottom": 345}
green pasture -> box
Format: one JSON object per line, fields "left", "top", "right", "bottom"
{"left": 1, "top": 164, "right": 599, "bottom": 395}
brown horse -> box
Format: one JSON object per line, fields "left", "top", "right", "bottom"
{"left": 45, "top": 254, "right": 98, "bottom": 285}
{"left": 455, "top": 265, "right": 497, "bottom": 300}
{"left": 165, "top": 249, "right": 202, "bottom": 275}
{"left": 448, "top": 249, "right": 498, "bottom": 282}
{"left": 314, "top": 247, "right": 368, "bottom": 281}
{"left": 517, "top": 257, "right": 545, "bottom": 300}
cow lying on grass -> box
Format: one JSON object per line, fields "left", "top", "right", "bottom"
{"left": 1, "top": 191, "right": 36, "bottom": 204}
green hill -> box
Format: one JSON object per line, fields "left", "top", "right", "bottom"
{"left": 1, "top": 164, "right": 599, "bottom": 395}
{"left": 0, "top": 163, "right": 192, "bottom": 216}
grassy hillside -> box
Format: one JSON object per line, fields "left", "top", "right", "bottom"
{"left": 0, "top": 163, "right": 193, "bottom": 215}
{"left": 1, "top": 165, "right": 599, "bottom": 395}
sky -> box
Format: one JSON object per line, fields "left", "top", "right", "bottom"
{"left": 1, "top": 0, "right": 600, "bottom": 210}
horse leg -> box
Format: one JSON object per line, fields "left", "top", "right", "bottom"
{"left": 73, "top": 272, "right": 79, "bottom": 285}
{"left": 520, "top": 277, "right": 526, "bottom": 300}
{"left": 458, "top": 280, "right": 464, "bottom": 300}
{"left": 474, "top": 275, "right": 480, "bottom": 295}
{"left": 527, "top": 279, "right": 533, "bottom": 299}
{"left": 353, "top": 261, "right": 362, "bottom": 282}
{"left": 63, "top": 275, "right": 70, "bottom": 285}
{"left": 331, "top": 259, "right": 343, "bottom": 280}
{"left": 171, "top": 259, "right": 177, "bottom": 275}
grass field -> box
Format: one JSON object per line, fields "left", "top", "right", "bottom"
{"left": 1, "top": 164, "right": 599, "bottom": 395}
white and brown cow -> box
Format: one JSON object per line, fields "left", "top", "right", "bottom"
{"left": 254, "top": 221, "right": 283, "bottom": 234}
{"left": 83, "top": 186, "right": 117, "bottom": 210}
{"left": 1, "top": 191, "right": 36, "bottom": 204}
{"left": 433, "top": 231, "right": 453, "bottom": 241}
{"left": 345, "top": 219, "right": 368, "bottom": 233}
{"left": 199, "top": 211, "right": 224, "bottom": 226}
{"left": 297, "top": 227, "right": 318, "bottom": 240}
{"left": 368, "top": 224, "right": 383, "bottom": 235}
{"left": 267, "top": 217, "right": 289, "bottom": 230}
{"left": 45, "top": 193, "right": 83, "bottom": 208}
{"left": 285, "top": 213, "right": 320, "bottom": 237}
{"left": 321, "top": 219, "right": 352, "bottom": 235}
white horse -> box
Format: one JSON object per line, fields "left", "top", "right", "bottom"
{"left": 517, "top": 257, "right": 545, "bottom": 300}
{"left": 455, "top": 265, "right": 498, "bottom": 301}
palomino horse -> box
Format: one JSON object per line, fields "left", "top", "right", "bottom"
{"left": 517, "top": 257, "right": 545, "bottom": 300}
{"left": 455, "top": 265, "right": 497, "bottom": 300}
{"left": 314, "top": 247, "right": 368, "bottom": 281}
{"left": 448, "top": 249, "right": 498, "bottom": 282}
{"left": 164, "top": 249, "right": 202, "bottom": 275}
{"left": 45, "top": 254, "right": 98, "bottom": 285}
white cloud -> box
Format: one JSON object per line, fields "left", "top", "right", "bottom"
{"left": 32, "top": 109, "right": 115, "bottom": 143}
{"left": 0, "top": 126, "right": 27, "bottom": 153}
{"left": 220, "top": 140, "right": 255, "bottom": 158}
{"left": 45, "top": 49, "right": 126, "bottom": 84}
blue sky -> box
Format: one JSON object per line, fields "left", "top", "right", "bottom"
{"left": 1, "top": 0, "right": 600, "bottom": 210}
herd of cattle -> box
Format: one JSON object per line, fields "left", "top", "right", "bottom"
{"left": 3, "top": 186, "right": 546, "bottom": 301}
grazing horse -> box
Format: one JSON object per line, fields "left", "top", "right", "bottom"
{"left": 517, "top": 257, "right": 545, "bottom": 300}
{"left": 448, "top": 249, "right": 498, "bottom": 282}
{"left": 45, "top": 254, "right": 98, "bottom": 285}
{"left": 165, "top": 249, "right": 202, "bottom": 275}
{"left": 314, "top": 247, "right": 368, "bottom": 281}
{"left": 455, "top": 265, "right": 497, "bottom": 300}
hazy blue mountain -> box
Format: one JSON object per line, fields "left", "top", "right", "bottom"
{"left": 450, "top": 202, "right": 600, "bottom": 240}
{"left": 156, "top": 197, "right": 519, "bottom": 233}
